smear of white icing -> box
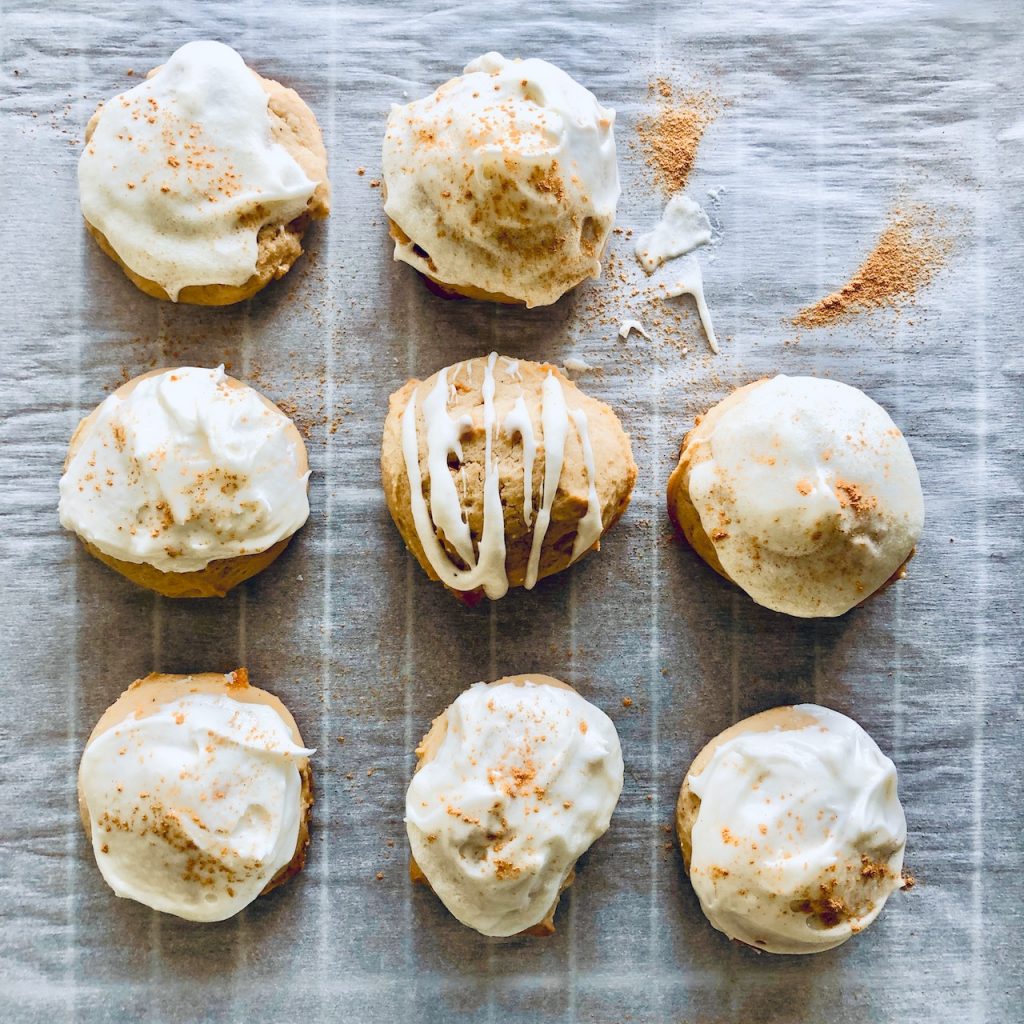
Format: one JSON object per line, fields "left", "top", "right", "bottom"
{"left": 525, "top": 372, "right": 571, "bottom": 590}
{"left": 635, "top": 194, "right": 711, "bottom": 272}
{"left": 501, "top": 357, "right": 522, "bottom": 382}
{"left": 618, "top": 319, "right": 650, "bottom": 341}
{"left": 402, "top": 356, "right": 603, "bottom": 597}
{"left": 563, "top": 357, "right": 595, "bottom": 372}
{"left": 570, "top": 409, "right": 603, "bottom": 562}
{"left": 661, "top": 255, "right": 719, "bottom": 354}
{"left": 401, "top": 354, "right": 509, "bottom": 599}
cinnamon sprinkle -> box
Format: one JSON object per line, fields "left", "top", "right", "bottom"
{"left": 793, "top": 206, "right": 949, "bottom": 328}
{"left": 637, "top": 80, "right": 718, "bottom": 194}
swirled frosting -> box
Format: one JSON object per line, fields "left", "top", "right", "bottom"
{"left": 406, "top": 678, "right": 623, "bottom": 936}
{"left": 687, "top": 705, "right": 907, "bottom": 954}
{"left": 78, "top": 40, "right": 316, "bottom": 298}
{"left": 681, "top": 375, "right": 924, "bottom": 616}
{"left": 79, "top": 689, "right": 313, "bottom": 922}
{"left": 59, "top": 366, "right": 310, "bottom": 573}
{"left": 382, "top": 52, "right": 620, "bottom": 306}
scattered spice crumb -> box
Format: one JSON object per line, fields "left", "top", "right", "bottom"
{"left": 637, "top": 79, "right": 719, "bottom": 194}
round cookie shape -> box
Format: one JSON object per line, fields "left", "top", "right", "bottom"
{"left": 676, "top": 705, "right": 907, "bottom": 955}
{"left": 406, "top": 675, "right": 624, "bottom": 936}
{"left": 79, "top": 40, "right": 330, "bottom": 305}
{"left": 381, "top": 354, "right": 636, "bottom": 602}
{"left": 58, "top": 366, "right": 310, "bottom": 598}
{"left": 667, "top": 375, "right": 924, "bottom": 617}
{"left": 78, "top": 670, "right": 314, "bottom": 922}
{"left": 382, "top": 52, "right": 620, "bottom": 307}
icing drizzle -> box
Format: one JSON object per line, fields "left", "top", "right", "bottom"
{"left": 400, "top": 354, "right": 603, "bottom": 597}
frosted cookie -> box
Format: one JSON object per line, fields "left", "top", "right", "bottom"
{"left": 79, "top": 669, "right": 313, "bottom": 922}
{"left": 59, "top": 366, "right": 310, "bottom": 598}
{"left": 382, "top": 52, "right": 619, "bottom": 307}
{"left": 407, "top": 675, "right": 623, "bottom": 936}
{"left": 676, "top": 705, "right": 908, "bottom": 954}
{"left": 79, "top": 40, "right": 329, "bottom": 305}
{"left": 667, "top": 375, "right": 924, "bottom": 617}
{"left": 381, "top": 354, "right": 636, "bottom": 603}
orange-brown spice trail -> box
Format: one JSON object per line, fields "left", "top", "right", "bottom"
{"left": 637, "top": 79, "right": 718, "bottom": 194}
{"left": 793, "top": 206, "right": 949, "bottom": 328}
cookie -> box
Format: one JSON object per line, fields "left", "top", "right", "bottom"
{"left": 381, "top": 354, "right": 636, "bottom": 602}
{"left": 59, "top": 366, "right": 310, "bottom": 598}
{"left": 78, "top": 669, "right": 313, "bottom": 921}
{"left": 407, "top": 675, "right": 623, "bottom": 936}
{"left": 382, "top": 52, "right": 619, "bottom": 307}
{"left": 79, "top": 40, "right": 329, "bottom": 305}
{"left": 667, "top": 375, "right": 924, "bottom": 617}
{"left": 676, "top": 704, "right": 908, "bottom": 954}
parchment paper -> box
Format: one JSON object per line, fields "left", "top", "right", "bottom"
{"left": 1, "top": 1, "right": 1021, "bottom": 1021}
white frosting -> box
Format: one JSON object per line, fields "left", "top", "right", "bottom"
{"left": 687, "top": 705, "right": 906, "bottom": 954}
{"left": 635, "top": 193, "right": 711, "bottom": 272}
{"left": 406, "top": 680, "right": 623, "bottom": 936}
{"left": 382, "top": 52, "right": 620, "bottom": 307}
{"left": 59, "top": 366, "right": 310, "bottom": 573}
{"left": 618, "top": 319, "right": 651, "bottom": 340}
{"left": 400, "top": 354, "right": 603, "bottom": 599}
{"left": 79, "top": 690, "right": 313, "bottom": 922}
{"left": 661, "top": 255, "right": 718, "bottom": 353}
{"left": 685, "top": 375, "right": 924, "bottom": 616}
{"left": 79, "top": 40, "right": 315, "bottom": 299}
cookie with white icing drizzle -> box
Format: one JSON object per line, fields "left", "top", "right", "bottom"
{"left": 381, "top": 355, "right": 636, "bottom": 602}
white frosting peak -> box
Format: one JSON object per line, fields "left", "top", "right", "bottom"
{"left": 686, "top": 375, "right": 923, "bottom": 615}
{"left": 688, "top": 705, "right": 906, "bottom": 954}
{"left": 406, "top": 680, "right": 623, "bottom": 936}
{"left": 59, "top": 367, "right": 310, "bottom": 573}
{"left": 79, "top": 40, "right": 315, "bottom": 298}
{"left": 382, "top": 52, "right": 619, "bottom": 306}
{"left": 79, "top": 691, "right": 313, "bottom": 922}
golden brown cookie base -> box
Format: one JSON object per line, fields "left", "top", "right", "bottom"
{"left": 64, "top": 368, "right": 308, "bottom": 598}
{"left": 79, "top": 669, "right": 313, "bottom": 900}
{"left": 666, "top": 379, "right": 915, "bottom": 608}
{"left": 83, "top": 67, "right": 330, "bottom": 306}
{"left": 409, "top": 674, "right": 579, "bottom": 936}
{"left": 79, "top": 536, "right": 294, "bottom": 598}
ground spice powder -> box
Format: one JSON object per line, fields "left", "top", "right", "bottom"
{"left": 794, "top": 206, "right": 949, "bottom": 328}
{"left": 637, "top": 80, "right": 718, "bottom": 194}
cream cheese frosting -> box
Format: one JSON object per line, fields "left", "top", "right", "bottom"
{"left": 382, "top": 52, "right": 620, "bottom": 307}
{"left": 406, "top": 679, "right": 623, "bottom": 936}
{"left": 79, "top": 690, "right": 313, "bottom": 922}
{"left": 687, "top": 705, "right": 907, "bottom": 954}
{"left": 635, "top": 193, "right": 711, "bottom": 272}
{"left": 78, "top": 40, "right": 316, "bottom": 299}
{"left": 59, "top": 366, "right": 310, "bottom": 573}
{"left": 685, "top": 375, "right": 924, "bottom": 615}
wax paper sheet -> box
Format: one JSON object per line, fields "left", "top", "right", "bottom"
{"left": 1, "top": 1, "right": 1021, "bottom": 1021}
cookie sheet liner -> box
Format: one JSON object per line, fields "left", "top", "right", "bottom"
{"left": 1, "top": 2, "right": 1020, "bottom": 1022}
